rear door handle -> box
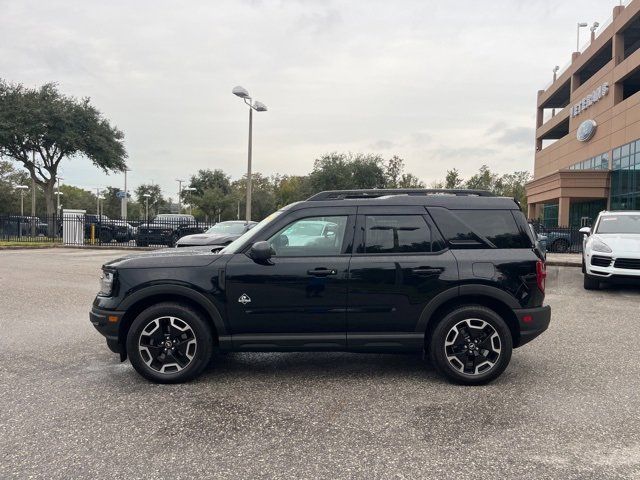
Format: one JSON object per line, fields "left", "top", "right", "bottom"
{"left": 411, "top": 267, "right": 443, "bottom": 276}
{"left": 307, "top": 268, "right": 337, "bottom": 277}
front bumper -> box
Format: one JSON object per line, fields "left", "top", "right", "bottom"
{"left": 90, "top": 306, "right": 125, "bottom": 355}
{"left": 585, "top": 253, "right": 640, "bottom": 279}
{"left": 514, "top": 305, "right": 551, "bottom": 347}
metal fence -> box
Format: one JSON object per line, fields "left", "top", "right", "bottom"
{"left": 529, "top": 221, "right": 586, "bottom": 254}
{"left": 0, "top": 213, "right": 216, "bottom": 248}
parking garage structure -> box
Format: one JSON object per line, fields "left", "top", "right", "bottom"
{"left": 526, "top": 1, "right": 640, "bottom": 227}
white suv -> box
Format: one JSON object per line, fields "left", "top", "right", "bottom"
{"left": 581, "top": 211, "right": 640, "bottom": 290}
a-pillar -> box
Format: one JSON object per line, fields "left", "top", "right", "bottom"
{"left": 558, "top": 197, "right": 570, "bottom": 227}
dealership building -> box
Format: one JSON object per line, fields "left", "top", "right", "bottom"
{"left": 526, "top": 1, "right": 640, "bottom": 227}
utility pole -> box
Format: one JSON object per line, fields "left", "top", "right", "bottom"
{"left": 176, "top": 179, "right": 185, "bottom": 213}
{"left": 121, "top": 168, "right": 129, "bottom": 219}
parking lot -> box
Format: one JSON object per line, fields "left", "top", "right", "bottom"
{"left": 1, "top": 249, "right": 640, "bottom": 479}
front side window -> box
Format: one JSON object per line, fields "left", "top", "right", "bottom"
{"left": 268, "top": 216, "right": 348, "bottom": 256}
{"left": 363, "top": 215, "right": 433, "bottom": 254}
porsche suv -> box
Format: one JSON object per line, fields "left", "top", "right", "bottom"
{"left": 581, "top": 211, "right": 640, "bottom": 289}
{"left": 90, "top": 189, "right": 550, "bottom": 385}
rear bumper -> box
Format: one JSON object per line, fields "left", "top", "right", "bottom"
{"left": 514, "top": 305, "right": 551, "bottom": 347}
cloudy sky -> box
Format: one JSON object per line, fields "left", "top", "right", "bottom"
{"left": 0, "top": 0, "right": 620, "bottom": 199}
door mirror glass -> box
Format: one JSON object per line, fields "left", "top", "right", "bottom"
{"left": 250, "top": 241, "right": 273, "bottom": 262}
{"left": 579, "top": 226, "right": 591, "bottom": 236}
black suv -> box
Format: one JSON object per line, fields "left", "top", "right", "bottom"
{"left": 135, "top": 214, "right": 204, "bottom": 247}
{"left": 90, "top": 189, "right": 550, "bottom": 385}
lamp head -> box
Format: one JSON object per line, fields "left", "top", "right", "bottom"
{"left": 253, "top": 101, "right": 268, "bottom": 112}
{"left": 232, "top": 86, "right": 250, "bottom": 99}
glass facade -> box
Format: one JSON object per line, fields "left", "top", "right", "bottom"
{"left": 542, "top": 203, "right": 558, "bottom": 227}
{"left": 568, "top": 152, "right": 609, "bottom": 170}
{"left": 569, "top": 199, "right": 606, "bottom": 227}
{"left": 610, "top": 139, "right": 640, "bottom": 210}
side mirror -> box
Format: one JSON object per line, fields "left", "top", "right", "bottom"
{"left": 579, "top": 227, "right": 591, "bottom": 236}
{"left": 249, "top": 241, "right": 273, "bottom": 262}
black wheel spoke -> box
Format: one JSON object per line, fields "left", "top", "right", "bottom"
{"left": 138, "top": 316, "right": 197, "bottom": 374}
{"left": 445, "top": 318, "right": 502, "bottom": 376}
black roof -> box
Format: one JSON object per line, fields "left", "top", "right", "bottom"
{"left": 298, "top": 189, "right": 519, "bottom": 210}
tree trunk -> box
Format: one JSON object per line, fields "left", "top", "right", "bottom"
{"left": 44, "top": 182, "right": 56, "bottom": 236}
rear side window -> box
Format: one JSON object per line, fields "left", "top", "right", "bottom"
{"left": 429, "top": 208, "right": 532, "bottom": 249}
{"left": 363, "top": 215, "right": 437, "bottom": 253}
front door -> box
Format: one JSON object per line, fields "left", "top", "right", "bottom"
{"left": 347, "top": 206, "right": 458, "bottom": 350}
{"left": 225, "top": 208, "right": 356, "bottom": 350}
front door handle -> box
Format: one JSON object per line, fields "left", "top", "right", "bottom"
{"left": 307, "top": 268, "right": 337, "bottom": 277}
{"left": 411, "top": 267, "right": 443, "bottom": 276}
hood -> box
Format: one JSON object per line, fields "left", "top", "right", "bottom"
{"left": 177, "top": 232, "right": 238, "bottom": 245}
{"left": 103, "top": 248, "right": 223, "bottom": 269}
{"left": 592, "top": 234, "right": 640, "bottom": 255}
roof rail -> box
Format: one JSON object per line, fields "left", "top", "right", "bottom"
{"left": 307, "top": 188, "right": 495, "bottom": 201}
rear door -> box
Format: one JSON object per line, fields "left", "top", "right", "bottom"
{"left": 346, "top": 206, "right": 458, "bottom": 350}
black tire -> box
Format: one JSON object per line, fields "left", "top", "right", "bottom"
{"left": 551, "top": 239, "right": 569, "bottom": 253}
{"left": 169, "top": 232, "right": 180, "bottom": 247}
{"left": 429, "top": 305, "right": 513, "bottom": 385}
{"left": 135, "top": 238, "right": 148, "bottom": 247}
{"left": 99, "top": 229, "right": 113, "bottom": 244}
{"left": 583, "top": 274, "right": 600, "bottom": 290}
{"left": 126, "top": 302, "right": 214, "bottom": 383}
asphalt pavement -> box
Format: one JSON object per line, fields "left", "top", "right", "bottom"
{"left": 1, "top": 249, "right": 640, "bottom": 479}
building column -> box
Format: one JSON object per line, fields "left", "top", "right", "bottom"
{"left": 527, "top": 202, "right": 536, "bottom": 220}
{"left": 558, "top": 197, "right": 570, "bottom": 227}
{"left": 613, "top": 33, "right": 624, "bottom": 65}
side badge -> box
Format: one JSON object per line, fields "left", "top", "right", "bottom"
{"left": 238, "top": 294, "right": 251, "bottom": 305}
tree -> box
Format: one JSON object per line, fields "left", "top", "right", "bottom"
{"left": 135, "top": 184, "right": 165, "bottom": 218}
{"left": 231, "top": 174, "right": 276, "bottom": 222}
{"left": 101, "top": 186, "right": 122, "bottom": 218}
{"left": 272, "top": 175, "right": 311, "bottom": 207}
{"left": 0, "top": 160, "right": 29, "bottom": 213}
{"left": 0, "top": 80, "right": 127, "bottom": 216}
{"left": 465, "top": 165, "right": 498, "bottom": 191}
{"left": 59, "top": 184, "right": 97, "bottom": 213}
{"left": 444, "top": 168, "right": 463, "bottom": 189}
{"left": 185, "top": 169, "right": 232, "bottom": 220}
{"left": 494, "top": 171, "right": 530, "bottom": 210}
{"left": 308, "top": 152, "right": 387, "bottom": 193}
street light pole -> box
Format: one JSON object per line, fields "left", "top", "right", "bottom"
{"left": 577, "top": 22, "right": 588, "bottom": 52}
{"left": 232, "top": 86, "right": 267, "bottom": 222}
{"left": 176, "top": 179, "right": 185, "bottom": 213}
{"left": 16, "top": 185, "right": 28, "bottom": 216}
{"left": 143, "top": 194, "right": 151, "bottom": 222}
{"left": 56, "top": 177, "right": 63, "bottom": 214}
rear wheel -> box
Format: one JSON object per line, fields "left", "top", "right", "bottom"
{"left": 126, "top": 302, "right": 214, "bottom": 383}
{"left": 583, "top": 274, "right": 600, "bottom": 290}
{"left": 430, "top": 305, "right": 512, "bottom": 385}
{"left": 99, "top": 229, "right": 113, "bottom": 244}
{"left": 551, "top": 239, "right": 569, "bottom": 253}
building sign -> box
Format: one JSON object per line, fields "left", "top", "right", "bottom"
{"left": 577, "top": 119, "right": 597, "bottom": 142}
{"left": 571, "top": 82, "right": 608, "bottom": 117}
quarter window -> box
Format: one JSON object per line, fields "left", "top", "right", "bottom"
{"left": 363, "top": 215, "right": 435, "bottom": 254}
{"left": 267, "top": 216, "right": 348, "bottom": 256}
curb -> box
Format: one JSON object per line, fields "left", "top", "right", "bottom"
{"left": 0, "top": 244, "right": 159, "bottom": 252}
{"left": 546, "top": 260, "right": 581, "bottom": 267}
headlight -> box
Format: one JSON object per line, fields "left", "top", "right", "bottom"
{"left": 590, "top": 239, "right": 612, "bottom": 253}
{"left": 99, "top": 270, "right": 115, "bottom": 296}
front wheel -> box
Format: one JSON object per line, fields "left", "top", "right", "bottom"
{"left": 430, "top": 305, "right": 513, "bottom": 385}
{"left": 126, "top": 302, "right": 214, "bottom": 383}
{"left": 583, "top": 274, "right": 600, "bottom": 290}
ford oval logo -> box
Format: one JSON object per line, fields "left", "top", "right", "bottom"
{"left": 577, "top": 119, "right": 597, "bottom": 142}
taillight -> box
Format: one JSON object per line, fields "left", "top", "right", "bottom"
{"left": 536, "top": 259, "right": 547, "bottom": 293}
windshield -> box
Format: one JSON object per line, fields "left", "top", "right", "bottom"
{"left": 220, "top": 210, "right": 285, "bottom": 254}
{"left": 206, "top": 222, "right": 247, "bottom": 235}
{"left": 596, "top": 215, "right": 640, "bottom": 234}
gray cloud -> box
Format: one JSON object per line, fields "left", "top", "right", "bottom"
{"left": 0, "top": 0, "right": 612, "bottom": 195}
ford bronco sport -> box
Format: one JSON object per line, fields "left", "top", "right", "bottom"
{"left": 90, "top": 189, "right": 550, "bottom": 385}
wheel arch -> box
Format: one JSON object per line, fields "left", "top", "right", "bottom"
{"left": 117, "top": 285, "right": 227, "bottom": 350}
{"left": 418, "top": 286, "right": 521, "bottom": 349}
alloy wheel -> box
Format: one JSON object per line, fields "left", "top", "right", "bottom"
{"left": 444, "top": 318, "right": 501, "bottom": 376}
{"left": 138, "top": 316, "right": 197, "bottom": 374}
